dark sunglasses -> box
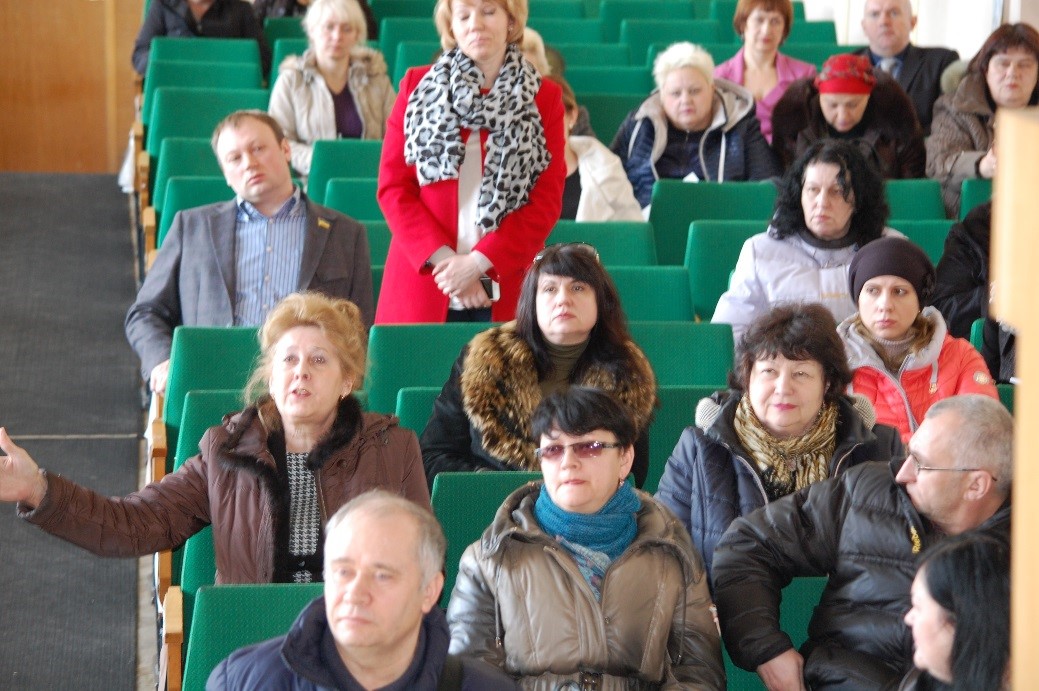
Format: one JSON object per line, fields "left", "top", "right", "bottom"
{"left": 534, "top": 440, "right": 623, "bottom": 461}
{"left": 533, "top": 242, "right": 600, "bottom": 264}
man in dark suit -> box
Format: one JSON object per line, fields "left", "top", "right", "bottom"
{"left": 125, "top": 110, "right": 373, "bottom": 395}
{"left": 857, "top": 0, "right": 959, "bottom": 133}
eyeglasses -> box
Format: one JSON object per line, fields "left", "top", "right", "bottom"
{"left": 534, "top": 440, "right": 623, "bottom": 461}
{"left": 533, "top": 242, "right": 600, "bottom": 264}
{"left": 906, "top": 452, "right": 997, "bottom": 482}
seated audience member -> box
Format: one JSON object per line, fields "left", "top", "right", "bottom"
{"left": 551, "top": 76, "right": 643, "bottom": 222}
{"left": 713, "top": 394, "right": 1012, "bottom": 691}
{"left": 855, "top": 0, "right": 959, "bottom": 133}
{"left": 207, "top": 491, "right": 517, "bottom": 690}
{"left": 124, "top": 110, "right": 374, "bottom": 395}
{"left": 927, "top": 23, "right": 1039, "bottom": 217}
{"left": 375, "top": 0, "right": 566, "bottom": 324}
{"left": 838, "top": 236, "right": 997, "bottom": 443}
{"left": 900, "top": 533, "right": 1010, "bottom": 691}
{"left": 268, "top": 0, "right": 395, "bottom": 179}
{"left": 656, "top": 304, "right": 902, "bottom": 580}
{"left": 132, "top": 0, "right": 272, "bottom": 76}
{"left": 714, "top": 0, "right": 816, "bottom": 144}
{"left": 611, "top": 41, "right": 780, "bottom": 211}
{"left": 771, "top": 53, "right": 925, "bottom": 178}
{"left": 421, "top": 243, "right": 656, "bottom": 487}
{"left": 253, "top": 0, "right": 378, "bottom": 39}
{"left": 713, "top": 139, "right": 890, "bottom": 342}
{"left": 2, "top": 293, "right": 428, "bottom": 585}
{"left": 448, "top": 387, "right": 725, "bottom": 688}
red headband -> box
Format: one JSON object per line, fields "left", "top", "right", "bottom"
{"left": 815, "top": 54, "right": 876, "bottom": 95}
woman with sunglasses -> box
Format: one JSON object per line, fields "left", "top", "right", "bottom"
{"left": 656, "top": 303, "right": 903, "bottom": 581}
{"left": 448, "top": 387, "right": 725, "bottom": 688}
{"left": 420, "top": 243, "right": 657, "bottom": 488}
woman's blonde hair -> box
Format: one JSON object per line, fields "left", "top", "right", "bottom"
{"left": 433, "top": 0, "right": 527, "bottom": 52}
{"left": 245, "top": 292, "right": 367, "bottom": 430}
{"left": 303, "top": 0, "right": 369, "bottom": 46}
{"left": 652, "top": 41, "right": 714, "bottom": 91}
{"left": 521, "top": 27, "right": 551, "bottom": 74}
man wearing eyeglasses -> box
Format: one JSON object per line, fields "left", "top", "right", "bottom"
{"left": 711, "top": 394, "right": 1012, "bottom": 691}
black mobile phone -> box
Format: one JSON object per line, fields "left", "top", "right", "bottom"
{"left": 480, "top": 276, "right": 500, "bottom": 301}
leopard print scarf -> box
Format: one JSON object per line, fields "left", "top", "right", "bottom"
{"left": 403, "top": 43, "right": 550, "bottom": 233}
{"left": 733, "top": 394, "right": 838, "bottom": 501}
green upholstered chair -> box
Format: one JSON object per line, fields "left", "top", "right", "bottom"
{"left": 142, "top": 60, "right": 263, "bottom": 127}
{"left": 998, "top": 384, "right": 1014, "bottom": 414}
{"left": 645, "top": 385, "right": 722, "bottom": 493}
{"left": 548, "top": 220, "right": 658, "bottom": 266}
{"left": 364, "top": 220, "right": 392, "bottom": 266}
{"left": 619, "top": 19, "right": 723, "bottom": 67}
{"left": 684, "top": 219, "right": 763, "bottom": 321}
{"left": 565, "top": 65, "right": 653, "bottom": 94}
{"left": 574, "top": 92, "right": 644, "bottom": 143}
{"left": 263, "top": 16, "right": 306, "bottom": 46}
{"left": 270, "top": 37, "right": 309, "bottom": 84}
{"left": 786, "top": 20, "right": 837, "bottom": 44}
{"left": 884, "top": 179, "right": 946, "bottom": 220}
{"left": 528, "top": 0, "right": 584, "bottom": 18}
{"left": 323, "top": 177, "right": 382, "bottom": 222}
{"left": 150, "top": 139, "right": 221, "bottom": 218}
{"left": 369, "top": 0, "right": 436, "bottom": 19}
{"left": 555, "top": 42, "right": 630, "bottom": 67}
{"left": 959, "top": 178, "right": 993, "bottom": 219}
{"left": 889, "top": 219, "right": 954, "bottom": 265}
{"left": 610, "top": 266, "right": 695, "bottom": 320}
{"left": 395, "top": 386, "right": 441, "bottom": 435}
{"left": 970, "top": 317, "right": 985, "bottom": 352}
{"left": 157, "top": 176, "right": 233, "bottom": 248}
{"left": 306, "top": 139, "right": 384, "bottom": 203}
{"left": 528, "top": 17, "right": 605, "bottom": 44}
{"left": 149, "top": 37, "right": 262, "bottom": 67}
{"left": 628, "top": 321, "right": 733, "bottom": 386}
{"left": 431, "top": 471, "right": 542, "bottom": 607}
{"left": 648, "top": 179, "right": 777, "bottom": 265}
{"left": 392, "top": 40, "right": 442, "bottom": 85}
{"left": 379, "top": 17, "right": 438, "bottom": 75}
{"left": 599, "top": 0, "right": 699, "bottom": 42}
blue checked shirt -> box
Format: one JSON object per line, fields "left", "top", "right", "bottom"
{"left": 233, "top": 187, "right": 307, "bottom": 325}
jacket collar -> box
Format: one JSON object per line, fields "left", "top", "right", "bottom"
{"left": 838, "top": 307, "right": 948, "bottom": 372}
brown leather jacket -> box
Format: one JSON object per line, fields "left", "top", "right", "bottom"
{"left": 19, "top": 397, "right": 429, "bottom": 583}
{"left": 447, "top": 483, "right": 726, "bottom": 690}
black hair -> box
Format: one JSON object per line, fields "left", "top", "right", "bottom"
{"left": 771, "top": 139, "right": 888, "bottom": 244}
{"left": 530, "top": 386, "right": 637, "bottom": 447}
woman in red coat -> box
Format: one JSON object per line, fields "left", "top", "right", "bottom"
{"left": 375, "top": 0, "right": 566, "bottom": 324}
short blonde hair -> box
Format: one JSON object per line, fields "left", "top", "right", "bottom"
{"left": 433, "top": 0, "right": 527, "bottom": 52}
{"left": 246, "top": 292, "right": 367, "bottom": 430}
{"left": 521, "top": 27, "right": 551, "bottom": 74}
{"left": 652, "top": 41, "right": 714, "bottom": 91}
{"left": 303, "top": 0, "right": 369, "bottom": 46}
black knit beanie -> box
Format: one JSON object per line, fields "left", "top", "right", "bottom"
{"left": 848, "top": 236, "right": 936, "bottom": 305}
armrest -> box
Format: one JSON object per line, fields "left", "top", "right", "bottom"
{"left": 147, "top": 392, "right": 166, "bottom": 484}
{"left": 136, "top": 150, "right": 151, "bottom": 209}
{"left": 160, "top": 585, "right": 184, "bottom": 691}
{"left": 142, "top": 206, "right": 157, "bottom": 256}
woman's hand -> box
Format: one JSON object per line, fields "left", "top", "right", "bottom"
{"left": 454, "top": 281, "right": 493, "bottom": 309}
{"left": 978, "top": 147, "right": 997, "bottom": 178}
{"left": 0, "top": 428, "right": 47, "bottom": 508}
{"left": 433, "top": 254, "right": 483, "bottom": 298}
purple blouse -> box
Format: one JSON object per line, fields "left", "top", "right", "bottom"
{"left": 714, "top": 49, "right": 817, "bottom": 143}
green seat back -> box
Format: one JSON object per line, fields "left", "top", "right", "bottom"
{"left": 370, "top": 0, "right": 436, "bottom": 18}
{"left": 884, "top": 179, "right": 946, "bottom": 220}
{"left": 889, "top": 219, "right": 953, "bottom": 265}
{"left": 174, "top": 390, "right": 245, "bottom": 471}
{"left": 786, "top": 20, "right": 837, "bottom": 44}
{"left": 431, "top": 471, "right": 542, "bottom": 607}
{"left": 181, "top": 583, "right": 324, "bottom": 691}
{"left": 724, "top": 576, "right": 826, "bottom": 689}
{"left": 149, "top": 37, "right": 261, "bottom": 67}
{"left": 163, "top": 327, "right": 260, "bottom": 470}
{"left": 646, "top": 385, "right": 721, "bottom": 493}
{"left": 685, "top": 219, "right": 763, "bottom": 320}
{"left": 529, "top": 0, "right": 584, "bottom": 18}
{"left": 263, "top": 16, "right": 306, "bottom": 46}
{"left": 395, "top": 386, "right": 441, "bottom": 434}
{"left": 969, "top": 317, "right": 985, "bottom": 352}
{"left": 610, "top": 266, "right": 695, "bottom": 320}
{"left": 364, "top": 323, "right": 493, "bottom": 414}
{"left": 646, "top": 41, "right": 738, "bottom": 66}
{"left": 576, "top": 92, "right": 644, "bottom": 143}
{"left": 629, "top": 321, "right": 733, "bottom": 386}
{"left": 619, "top": 19, "right": 723, "bottom": 68}
{"left": 528, "top": 17, "right": 605, "bottom": 44}
{"left": 555, "top": 42, "right": 630, "bottom": 67}
{"left": 393, "top": 40, "right": 442, "bottom": 84}
{"left": 600, "top": 0, "right": 698, "bottom": 42}
{"left": 179, "top": 525, "right": 216, "bottom": 646}
{"left": 782, "top": 43, "right": 866, "bottom": 69}
{"left": 959, "top": 178, "right": 993, "bottom": 219}
{"left": 270, "top": 37, "right": 309, "bottom": 84}
{"left": 548, "top": 220, "right": 658, "bottom": 265}
{"left": 142, "top": 60, "right": 263, "bottom": 126}
{"left": 649, "top": 180, "right": 777, "bottom": 265}
{"left": 158, "top": 176, "right": 232, "bottom": 248}
{"left": 364, "top": 220, "right": 392, "bottom": 266}
{"left": 566, "top": 65, "right": 653, "bottom": 94}
{"left": 151, "top": 138, "right": 220, "bottom": 215}
{"left": 379, "top": 17, "right": 438, "bottom": 75}
{"left": 306, "top": 139, "right": 384, "bottom": 202}
{"left": 323, "top": 177, "right": 382, "bottom": 221}
{"left": 998, "top": 383, "right": 1014, "bottom": 414}
{"left": 146, "top": 87, "right": 270, "bottom": 157}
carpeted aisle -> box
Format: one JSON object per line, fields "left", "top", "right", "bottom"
{"left": 0, "top": 173, "right": 140, "bottom": 689}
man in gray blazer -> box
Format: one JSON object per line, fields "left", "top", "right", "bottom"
{"left": 125, "top": 110, "right": 374, "bottom": 395}
{"left": 857, "top": 0, "right": 959, "bottom": 133}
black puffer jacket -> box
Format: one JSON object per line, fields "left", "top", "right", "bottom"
{"left": 712, "top": 458, "right": 1011, "bottom": 690}
{"left": 654, "top": 392, "right": 903, "bottom": 582}
{"left": 931, "top": 201, "right": 991, "bottom": 339}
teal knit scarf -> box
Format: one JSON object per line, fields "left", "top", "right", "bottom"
{"left": 535, "top": 482, "right": 640, "bottom": 563}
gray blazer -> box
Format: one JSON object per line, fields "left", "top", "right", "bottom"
{"left": 125, "top": 194, "right": 374, "bottom": 379}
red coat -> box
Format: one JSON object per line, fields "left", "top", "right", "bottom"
{"left": 839, "top": 309, "right": 998, "bottom": 443}
{"left": 375, "top": 65, "right": 566, "bottom": 324}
